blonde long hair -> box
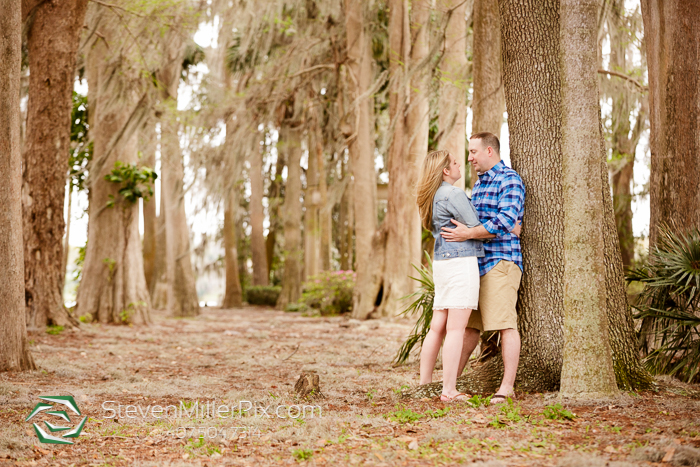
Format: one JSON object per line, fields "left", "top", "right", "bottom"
{"left": 416, "top": 150, "right": 451, "bottom": 231}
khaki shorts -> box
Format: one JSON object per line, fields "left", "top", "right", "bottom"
{"left": 467, "top": 260, "right": 522, "bottom": 332}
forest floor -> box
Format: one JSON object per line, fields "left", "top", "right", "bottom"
{"left": 1, "top": 306, "right": 699, "bottom": 467}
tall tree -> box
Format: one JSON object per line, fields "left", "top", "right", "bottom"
{"left": 407, "top": 0, "right": 431, "bottom": 270}
{"left": 158, "top": 37, "right": 200, "bottom": 318}
{"left": 141, "top": 123, "right": 158, "bottom": 292}
{"left": 276, "top": 124, "right": 304, "bottom": 309}
{"left": 222, "top": 117, "right": 244, "bottom": 308}
{"left": 559, "top": 0, "right": 618, "bottom": 399}
{"left": 353, "top": 0, "right": 427, "bottom": 318}
{"left": 471, "top": 0, "right": 505, "bottom": 138}
{"left": 345, "top": 0, "right": 377, "bottom": 281}
{"left": 22, "top": 0, "right": 88, "bottom": 328}
{"left": 76, "top": 6, "right": 151, "bottom": 324}
{"left": 603, "top": 1, "right": 646, "bottom": 267}
{"left": 1, "top": 0, "right": 36, "bottom": 371}
{"left": 214, "top": 6, "right": 243, "bottom": 309}
{"left": 438, "top": 0, "right": 468, "bottom": 190}
{"left": 641, "top": 0, "right": 700, "bottom": 246}
{"left": 410, "top": 0, "right": 651, "bottom": 397}
{"left": 249, "top": 137, "right": 269, "bottom": 286}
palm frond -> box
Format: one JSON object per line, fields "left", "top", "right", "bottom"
{"left": 627, "top": 224, "right": 700, "bottom": 383}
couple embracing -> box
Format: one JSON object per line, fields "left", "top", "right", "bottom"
{"left": 416, "top": 132, "right": 525, "bottom": 404}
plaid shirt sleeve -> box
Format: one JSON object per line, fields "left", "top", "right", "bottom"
{"left": 482, "top": 173, "right": 525, "bottom": 236}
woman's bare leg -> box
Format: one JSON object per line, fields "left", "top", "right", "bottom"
{"left": 419, "top": 309, "right": 447, "bottom": 385}
{"left": 441, "top": 308, "right": 472, "bottom": 397}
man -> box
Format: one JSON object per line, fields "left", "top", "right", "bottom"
{"left": 440, "top": 132, "right": 525, "bottom": 403}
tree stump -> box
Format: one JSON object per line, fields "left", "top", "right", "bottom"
{"left": 294, "top": 372, "right": 324, "bottom": 399}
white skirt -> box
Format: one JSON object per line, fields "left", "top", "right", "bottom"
{"left": 433, "top": 256, "right": 480, "bottom": 311}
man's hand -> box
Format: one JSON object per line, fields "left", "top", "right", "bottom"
{"left": 511, "top": 220, "right": 522, "bottom": 237}
{"left": 440, "top": 219, "right": 470, "bottom": 242}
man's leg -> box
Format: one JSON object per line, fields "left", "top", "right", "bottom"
{"left": 457, "top": 327, "right": 480, "bottom": 376}
{"left": 496, "top": 328, "right": 520, "bottom": 396}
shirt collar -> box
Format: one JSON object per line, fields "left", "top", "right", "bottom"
{"left": 478, "top": 160, "right": 506, "bottom": 181}
{"left": 441, "top": 181, "right": 452, "bottom": 187}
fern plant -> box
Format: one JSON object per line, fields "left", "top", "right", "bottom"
{"left": 394, "top": 253, "right": 434, "bottom": 365}
{"left": 626, "top": 224, "right": 700, "bottom": 383}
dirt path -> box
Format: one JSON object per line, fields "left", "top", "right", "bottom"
{"left": 1, "top": 306, "right": 699, "bottom": 466}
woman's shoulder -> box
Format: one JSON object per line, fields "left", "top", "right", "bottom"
{"left": 435, "top": 184, "right": 464, "bottom": 200}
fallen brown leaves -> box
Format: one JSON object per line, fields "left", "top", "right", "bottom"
{"left": 0, "top": 306, "right": 698, "bottom": 466}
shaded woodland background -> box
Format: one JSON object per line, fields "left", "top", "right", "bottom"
{"left": 2, "top": 0, "right": 700, "bottom": 396}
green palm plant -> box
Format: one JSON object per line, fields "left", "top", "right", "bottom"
{"left": 626, "top": 224, "right": 700, "bottom": 383}
{"left": 393, "top": 253, "right": 434, "bottom": 365}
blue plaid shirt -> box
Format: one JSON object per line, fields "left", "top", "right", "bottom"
{"left": 472, "top": 160, "right": 525, "bottom": 276}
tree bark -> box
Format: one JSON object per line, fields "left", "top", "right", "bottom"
{"left": 161, "top": 123, "right": 199, "bottom": 317}
{"left": 606, "top": 0, "right": 645, "bottom": 268}
{"left": 471, "top": 0, "right": 506, "bottom": 167}
{"left": 62, "top": 184, "right": 73, "bottom": 288}
{"left": 304, "top": 121, "right": 321, "bottom": 280}
{"left": 265, "top": 147, "right": 285, "bottom": 281}
{"left": 641, "top": 0, "right": 700, "bottom": 246}
{"left": 222, "top": 118, "right": 243, "bottom": 309}
{"left": 276, "top": 126, "right": 304, "bottom": 309}
{"left": 313, "top": 108, "right": 332, "bottom": 272}
{"left": 158, "top": 41, "right": 199, "bottom": 318}
{"left": 141, "top": 123, "right": 157, "bottom": 293}
{"left": 151, "top": 193, "right": 169, "bottom": 308}
{"left": 353, "top": 0, "right": 418, "bottom": 318}
{"left": 249, "top": 141, "right": 269, "bottom": 285}
{"left": 345, "top": 0, "right": 377, "bottom": 281}
{"left": 1, "top": 0, "right": 36, "bottom": 371}
{"left": 407, "top": 0, "right": 431, "bottom": 272}
{"left": 438, "top": 0, "right": 468, "bottom": 191}
{"left": 559, "top": 0, "right": 618, "bottom": 400}
{"left": 22, "top": 0, "right": 88, "bottom": 328}
{"left": 408, "top": 0, "right": 651, "bottom": 398}
{"left": 339, "top": 175, "right": 354, "bottom": 271}
{"left": 76, "top": 8, "right": 151, "bottom": 325}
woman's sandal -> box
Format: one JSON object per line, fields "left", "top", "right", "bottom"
{"left": 440, "top": 392, "right": 470, "bottom": 403}
{"left": 490, "top": 393, "right": 514, "bottom": 405}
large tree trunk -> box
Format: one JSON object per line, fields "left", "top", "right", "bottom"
{"left": 161, "top": 125, "right": 199, "bottom": 317}
{"left": 339, "top": 175, "right": 354, "bottom": 271}
{"left": 408, "top": 0, "right": 651, "bottom": 398}
{"left": 76, "top": 8, "right": 151, "bottom": 325}
{"left": 641, "top": 0, "right": 700, "bottom": 246}
{"left": 559, "top": 0, "right": 618, "bottom": 400}
{"left": 158, "top": 35, "right": 199, "bottom": 318}
{"left": 407, "top": 0, "right": 431, "bottom": 271}
{"left": 141, "top": 123, "right": 157, "bottom": 293}
{"left": 313, "top": 108, "right": 332, "bottom": 273}
{"left": 353, "top": 0, "right": 418, "bottom": 318}
{"left": 222, "top": 118, "right": 243, "bottom": 309}
{"left": 345, "top": 0, "right": 377, "bottom": 282}
{"left": 606, "top": 0, "right": 645, "bottom": 268}
{"left": 471, "top": 0, "right": 506, "bottom": 176}
{"left": 276, "top": 126, "right": 304, "bottom": 309}
{"left": 249, "top": 142, "right": 269, "bottom": 285}
{"left": 438, "top": 0, "right": 468, "bottom": 191}
{"left": 151, "top": 193, "right": 169, "bottom": 308}
{"left": 265, "top": 148, "right": 285, "bottom": 281}
{"left": 304, "top": 123, "right": 320, "bottom": 280}
{"left": 22, "top": 0, "right": 88, "bottom": 328}
{"left": 0, "top": 0, "right": 36, "bottom": 371}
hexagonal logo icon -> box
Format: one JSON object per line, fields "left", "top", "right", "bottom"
{"left": 25, "top": 396, "right": 87, "bottom": 444}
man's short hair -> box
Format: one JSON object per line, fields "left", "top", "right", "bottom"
{"left": 470, "top": 132, "right": 500, "bottom": 154}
